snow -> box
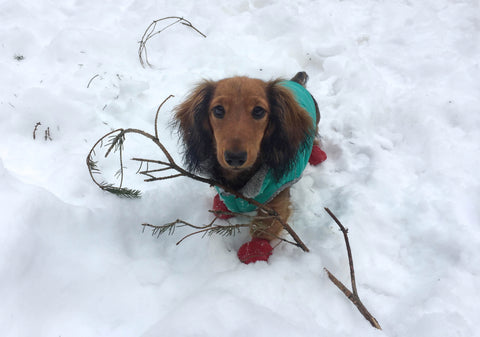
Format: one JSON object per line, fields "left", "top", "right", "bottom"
{"left": 1, "top": 0, "right": 479, "bottom": 336}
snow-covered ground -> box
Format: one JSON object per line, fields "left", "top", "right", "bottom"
{"left": 1, "top": 0, "right": 479, "bottom": 336}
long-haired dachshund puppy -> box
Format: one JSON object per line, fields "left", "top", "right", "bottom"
{"left": 174, "top": 71, "right": 326, "bottom": 263}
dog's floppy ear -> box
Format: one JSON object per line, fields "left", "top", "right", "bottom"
{"left": 263, "top": 80, "right": 314, "bottom": 180}
{"left": 173, "top": 80, "right": 216, "bottom": 173}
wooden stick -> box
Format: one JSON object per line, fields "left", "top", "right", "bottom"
{"left": 324, "top": 208, "right": 382, "bottom": 330}
{"left": 325, "top": 207, "right": 357, "bottom": 295}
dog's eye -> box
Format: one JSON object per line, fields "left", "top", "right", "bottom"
{"left": 212, "top": 105, "right": 225, "bottom": 119}
{"left": 252, "top": 106, "right": 266, "bottom": 120}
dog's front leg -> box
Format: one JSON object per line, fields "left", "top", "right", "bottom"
{"left": 237, "top": 188, "right": 292, "bottom": 264}
{"left": 251, "top": 188, "right": 292, "bottom": 241}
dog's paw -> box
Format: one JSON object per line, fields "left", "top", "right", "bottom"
{"left": 308, "top": 145, "right": 327, "bottom": 165}
{"left": 237, "top": 238, "right": 273, "bottom": 264}
{"left": 213, "top": 194, "right": 234, "bottom": 219}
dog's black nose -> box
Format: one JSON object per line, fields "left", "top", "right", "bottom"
{"left": 224, "top": 151, "right": 247, "bottom": 168}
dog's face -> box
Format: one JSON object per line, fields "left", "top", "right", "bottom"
{"left": 174, "top": 76, "right": 315, "bottom": 183}
{"left": 208, "top": 78, "right": 270, "bottom": 171}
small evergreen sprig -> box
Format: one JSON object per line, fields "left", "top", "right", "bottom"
{"left": 86, "top": 128, "right": 141, "bottom": 198}
{"left": 142, "top": 218, "right": 249, "bottom": 245}
{"left": 102, "top": 184, "right": 141, "bottom": 199}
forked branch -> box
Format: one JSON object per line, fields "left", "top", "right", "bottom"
{"left": 138, "top": 17, "right": 206, "bottom": 68}
{"left": 324, "top": 208, "right": 382, "bottom": 330}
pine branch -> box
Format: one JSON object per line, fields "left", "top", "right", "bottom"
{"left": 105, "top": 132, "right": 125, "bottom": 158}
{"left": 143, "top": 207, "right": 301, "bottom": 248}
{"left": 101, "top": 184, "right": 141, "bottom": 198}
{"left": 87, "top": 157, "right": 101, "bottom": 174}
{"left": 142, "top": 219, "right": 249, "bottom": 245}
{"left": 86, "top": 128, "right": 141, "bottom": 198}
{"left": 142, "top": 220, "right": 185, "bottom": 237}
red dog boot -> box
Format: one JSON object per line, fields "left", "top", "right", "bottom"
{"left": 237, "top": 238, "right": 273, "bottom": 264}
{"left": 309, "top": 145, "right": 327, "bottom": 165}
{"left": 213, "top": 194, "right": 234, "bottom": 220}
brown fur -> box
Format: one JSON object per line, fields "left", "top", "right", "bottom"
{"left": 174, "top": 74, "right": 319, "bottom": 241}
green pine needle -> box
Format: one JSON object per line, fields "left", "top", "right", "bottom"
{"left": 102, "top": 184, "right": 141, "bottom": 198}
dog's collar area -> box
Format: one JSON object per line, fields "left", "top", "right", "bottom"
{"left": 217, "top": 165, "right": 268, "bottom": 200}
{"left": 237, "top": 165, "right": 269, "bottom": 199}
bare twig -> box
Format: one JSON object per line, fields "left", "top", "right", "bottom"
{"left": 325, "top": 207, "right": 357, "bottom": 295}
{"left": 33, "top": 122, "right": 41, "bottom": 140}
{"left": 87, "top": 74, "right": 100, "bottom": 88}
{"left": 155, "top": 94, "right": 174, "bottom": 139}
{"left": 44, "top": 127, "right": 52, "bottom": 141}
{"left": 324, "top": 208, "right": 382, "bottom": 330}
{"left": 138, "top": 17, "right": 206, "bottom": 68}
